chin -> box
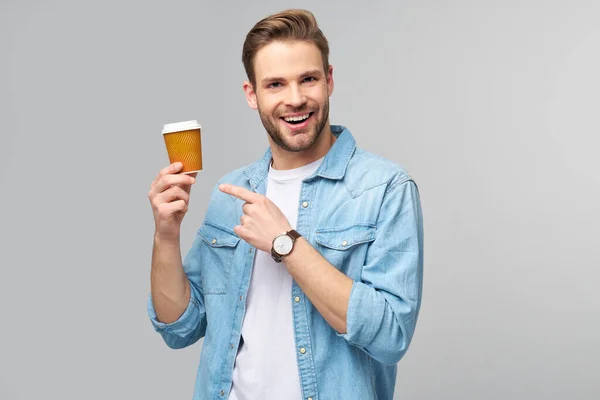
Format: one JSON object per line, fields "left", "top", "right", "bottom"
{"left": 284, "top": 132, "right": 319, "bottom": 152}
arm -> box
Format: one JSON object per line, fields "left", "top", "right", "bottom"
{"left": 146, "top": 163, "right": 207, "bottom": 349}
{"left": 284, "top": 180, "right": 423, "bottom": 365}
{"left": 150, "top": 234, "right": 190, "bottom": 324}
{"left": 147, "top": 232, "right": 207, "bottom": 349}
{"left": 283, "top": 239, "right": 353, "bottom": 334}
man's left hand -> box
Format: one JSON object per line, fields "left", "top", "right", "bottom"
{"left": 218, "top": 184, "right": 292, "bottom": 252}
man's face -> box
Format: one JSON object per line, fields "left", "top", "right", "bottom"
{"left": 244, "top": 40, "right": 334, "bottom": 153}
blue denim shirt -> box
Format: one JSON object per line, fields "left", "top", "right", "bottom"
{"left": 147, "top": 125, "right": 424, "bottom": 400}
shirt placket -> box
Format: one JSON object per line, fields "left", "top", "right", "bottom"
{"left": 292, "top": 179, "right": 319, "bottom": 400}
{"left": 219, "top": 180, "right": 265, "bottom": 399}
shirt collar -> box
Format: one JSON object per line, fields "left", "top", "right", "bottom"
{"left": 243, "top": 125, "right": 356, "bottom": 190}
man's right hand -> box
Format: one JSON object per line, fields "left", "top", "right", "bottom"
{"left": 148, "top": 162, "right": 197, "bottom": 240}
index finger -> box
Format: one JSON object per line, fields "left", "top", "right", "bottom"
{"left": 152, "top": 162, "right": 182, "bottom": 186}
{"left": 218, "top": 184, "right": 261, "bottom": 203}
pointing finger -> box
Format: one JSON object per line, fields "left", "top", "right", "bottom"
{"left": 219, "top": 184, "right": 262, "bottom": 203}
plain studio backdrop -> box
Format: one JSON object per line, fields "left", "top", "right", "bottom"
{"left": 1, "top": 0, "right": 599, "bottom": 399}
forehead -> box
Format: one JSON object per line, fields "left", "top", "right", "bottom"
{"left": 253, "top": 40, "right": 324, "bottom": 80}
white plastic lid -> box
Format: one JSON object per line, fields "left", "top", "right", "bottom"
{"left": 162, "top": 120, "right": 201, "bottom": 134}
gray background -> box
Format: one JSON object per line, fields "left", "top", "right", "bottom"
{"left": 1, "top": 0, "right": 599, "bottom": 399}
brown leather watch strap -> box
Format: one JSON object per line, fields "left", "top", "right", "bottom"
{"left": 287, "top": 229, "right": 301, "bottom": 240}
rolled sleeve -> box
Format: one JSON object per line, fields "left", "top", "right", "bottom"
{"left": 146, "top": 289, "right": 206, "bottom": 349}
{"left": 338, "top": 281, "right": 385, "bottom": 347}
{"left": 147, "top": 293, "right": 203, "bottom": 335}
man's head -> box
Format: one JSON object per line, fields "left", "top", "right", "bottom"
{"left": 242, "top": 9, "right": 330, "bottom": 88}
{"left": 242, "top": 9, "right": 334, "bottom": 153}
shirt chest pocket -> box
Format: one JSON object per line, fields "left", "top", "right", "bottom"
{"left": 197, "top": 221, "right": 241, "bottom": 295}
{"left": 314, "top": 224, "right": 377, "bottom": 274}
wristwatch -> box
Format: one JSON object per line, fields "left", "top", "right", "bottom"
{"left": 271, "top": 229, "right": 301, "bottom": 263}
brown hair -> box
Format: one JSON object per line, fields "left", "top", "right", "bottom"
{"left": 242, "top": 9, "right": 330, "bottom": 87}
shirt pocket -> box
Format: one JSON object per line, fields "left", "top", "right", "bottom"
{"left": 197, "top": 221, "right": 241, "bottom": 295}
{"left": 314, "top": 224, "right": 377, "bottom": 273}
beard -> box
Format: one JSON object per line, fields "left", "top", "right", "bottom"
{"left": 257, "top": 97, "right": 330, "bottom": 153}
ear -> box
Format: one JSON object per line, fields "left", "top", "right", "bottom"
{"left": 326, "top": 64, "right": 334, "bottom": 97}
{"left": 243, "top": 81, "right": 258, "bottom": 110}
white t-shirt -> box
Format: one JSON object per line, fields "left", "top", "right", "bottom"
{"left": 229, "top": 157, "right": 324, "bottom": 400}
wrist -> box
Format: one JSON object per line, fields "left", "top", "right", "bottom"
{"left": 271, "top": 229, "right": 301, "bottom": 263}
{"left": 154, "top": 230, "right": 181, "bottom": 246}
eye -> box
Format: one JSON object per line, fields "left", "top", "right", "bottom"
{"left": 268, "top": 82, "right": 282, "bottom": 88}
{"left": 303, "top": 76, "right": 317, "bottom": 83}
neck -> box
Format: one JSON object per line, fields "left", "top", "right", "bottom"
{"left": 270, "top": 124, "right": 336, "bottom": 170}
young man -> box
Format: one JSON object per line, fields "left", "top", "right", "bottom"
{"left": 147, "top": 9, "right": 424, "bottom": 400}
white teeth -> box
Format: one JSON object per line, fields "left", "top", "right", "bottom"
{"left": 283, "top": 113, "right": 310, "bottom": 122}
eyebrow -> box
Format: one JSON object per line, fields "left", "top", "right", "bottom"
{"left": 261, "top": 69, "right": 324, "bottom": 86}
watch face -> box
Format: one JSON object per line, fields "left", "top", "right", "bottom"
{"left": 273, "top": 234, "right": 294, "bottom": 256}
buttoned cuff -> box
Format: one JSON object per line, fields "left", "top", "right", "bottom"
{"left": 337, "top": 281, "right": 385, "bottom": 347}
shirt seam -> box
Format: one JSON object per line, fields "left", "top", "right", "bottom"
{"left": 383, "top": 176, "right": 413, "bottom": 199}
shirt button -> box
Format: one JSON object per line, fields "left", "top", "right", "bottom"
{"left": 294, "top": 296, "right": 301, "bottom": 303}
{"left": 211, "top": 239, "right": 217, "bottom": 244}
{"left": 302, "top": 201, "right": 309, "bottom": 208}
{"left": 230, "top": 344, "right": 234, "bottom": 350}
{"left": 300, "top": 347, "right": 306, "bottom": 354}
{"left": 342, "top": 240, "right": 348, "bottom": 246}
{"left": 239, "top": 296, "right": 243, "bottom": 302}
{"left": 220, "top": 390, "right": 225, "bottom": 396}
{"left": 308, "top": 398, "right": 313, "bottom": 400}
{"left": 248, "top": 248, "right": 253, "bottom": 253}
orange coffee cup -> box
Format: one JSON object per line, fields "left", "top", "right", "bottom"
{"left": 162, "top": 120, "right": 203, "bottom": 174}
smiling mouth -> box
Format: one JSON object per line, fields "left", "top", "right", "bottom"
{"left": 280, "top": 112, "right": 314, "bottom": 125}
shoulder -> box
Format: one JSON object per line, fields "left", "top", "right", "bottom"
{"left": 344, "top": 146, "right": 416, "bottom": 197}
{"left": 205, "top": 164, "right": 250, "bottom": 204}
{"left": 215, "top": 165, "right": 249, "bottom": 187}
{"left": 201, "top": 165, "right": 251, "bottom": 226}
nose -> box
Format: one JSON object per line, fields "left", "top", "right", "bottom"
{"left": 285, "top": 83, "right": 307, "bottom": 108}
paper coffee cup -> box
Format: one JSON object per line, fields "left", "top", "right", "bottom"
{"left": 162, "top": 120, "right": 203, "bottom": 174}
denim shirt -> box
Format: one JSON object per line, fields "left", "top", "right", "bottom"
{"left": 147, "top": 125, "right": 424, "bottom": 400}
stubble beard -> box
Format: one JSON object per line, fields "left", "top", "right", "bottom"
{"left": 258, "top": 97, "right": 330, "bottom": 153}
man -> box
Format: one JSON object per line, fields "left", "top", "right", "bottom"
{"left": 147, "top": 9, "right": 424, "bottom": 400}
